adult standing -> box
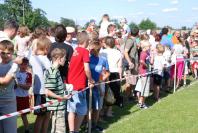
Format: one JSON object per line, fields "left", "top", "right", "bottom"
{"left": 48, "top": 24, "right": 74, "bottom": 81}
{"left": 0, "top": 20, "right": 19, "bottom": 42}
{"left": 124, "top": 27, "right": 139, "bottom": 99}
{"left": 120, "top": 18, "right": 131, "bottom": 39}
{"left": 160, "top": 27, "right": 174, "bottom": 49}
{"left": 0, "top": 19, "right": 19, "bottom": 133}
{"left": 99, "top": 14, "right": 110, "bottom": 38}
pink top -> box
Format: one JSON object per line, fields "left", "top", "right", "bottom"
{"left": 139, "top": 51, "right": 149, "bottom": 76}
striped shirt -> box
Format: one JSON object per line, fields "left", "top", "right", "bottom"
{"left": 45, "top": 67, "right": 65, "bottom": 111}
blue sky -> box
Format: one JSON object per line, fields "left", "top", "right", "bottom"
{"left": 31, "top": 0, "right": 198, "bottom": 28}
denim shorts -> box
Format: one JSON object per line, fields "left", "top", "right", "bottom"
{"left": 67, "top": 90, "right": 87, "bottom": 116}
{"left": 86, "top": 86, "right": 100, "bottom": 111}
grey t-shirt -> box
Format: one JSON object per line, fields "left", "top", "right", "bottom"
{"left": 0, "top": 61, "right": 18, "bottom": 102}
{"left": 125, "top": 38, "right": 138, "bottom": 64}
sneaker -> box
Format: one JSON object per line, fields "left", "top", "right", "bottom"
{"left": 137, "top": 102, "right": 141, "bottom": 107}
{"left": 140, "top": 104, "right": 149, "bottom": 109}
{"left": 94, "top": 125, "right": 104, "bottom": 132}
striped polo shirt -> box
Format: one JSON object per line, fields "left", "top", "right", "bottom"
{"left": 45, "top": 67, "right": 65, "bottom": 111}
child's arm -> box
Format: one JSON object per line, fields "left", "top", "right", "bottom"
{"left": 84, "top": 62, "right": 95, "bottom": 87}
{"left": 140, "top": 60, "right": 148, "bottom": 68}
{"left": 102, "top": 70, "right": 110, "bottom": 81}
{"left": 46, "top": 89, "right": 71, "bottom": 100}
{"left": 0, "top": 75, "right": 14, "bottom": 85}
{"left": 0, "top": 63, "right": 18, "bottom": 85}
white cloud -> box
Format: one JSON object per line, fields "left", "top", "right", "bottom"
{"left": 127, "top": 0, "right": 136, "bottom": 2}
{"left": 192, "top": 7, "right": 198, "bottom": 11}
{"left": 170, "top": 0, "right": 179, "bottom": 5}
{"left": 147, "top": 3, "right": 159, "bottom": 6}
{"left": 162, "top": 8, "right": 178, "bottom": 12}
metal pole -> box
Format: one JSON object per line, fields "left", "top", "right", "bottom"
{"left": 88, "top": 87, "right": 92, "bottom": 133}
{"left": 173, "top": 56, "right": 177, "bottom": 93}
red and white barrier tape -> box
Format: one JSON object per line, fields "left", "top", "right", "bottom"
{"left": 0, "top": 57, "right": 197, "bottom": 120}
{"left": 0, "top": 99, "right": 62, "bottom": 121}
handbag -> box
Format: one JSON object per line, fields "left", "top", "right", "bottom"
{"left": 105, "top": 87, "right": 116, "bottom": 106}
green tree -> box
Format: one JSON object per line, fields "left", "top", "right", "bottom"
{"left": 4, "top": 0, "right": 32, "bottom": 24}
{"left": 0, "top": 0, "right": 51, "bottom": 31}
{"left": 0, "top": 4, "right": 10, "bottom": 29}
{"left": 48, "top": 20, "right": 59, "bottom": 27}
{"left": 138, "top": 18, "right": 157, "bottom": 30}
{"left": 84, "top": 21, "right": 89, "bottom": 29}
{"left": 60, "top": 17, "right": 75, "bottom": 27}
{"left": 26, "top": 8, "right": 50, "bottom": 30}
{"left": 129, "top": 22, "right": 138, "bottom": 30}
{"left": 181, "top": 26, "right": 187, "bottom": 30}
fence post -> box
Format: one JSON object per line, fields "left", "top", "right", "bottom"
{"left": 174, "top": 56, "right": 177, "bottom": 93}
{"left": 88, "top": 88, "right": 92, "bottom": 133}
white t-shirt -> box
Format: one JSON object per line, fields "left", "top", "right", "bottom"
{"left": 0, "top": 61, "right": 18, "bottom": 102}
{"left": 153, "top": 55, "right": 166, "bottom": 76}
{"left": 0, "top": 31, "right": 10, "bottom": 42}
{"left": 15, "top": 35, "right": 30, "bottom": 53}
{"left": 173, "top": 44, "right": 184, "bottom": 58}
{"left": 29, "top": 55, "right": 51, "bottom": 94}
{"left": 100, "top": 48, "right": 122, "bottom": 73}
{"left": 99, "top": 21, "right": 110, "bottom": 38}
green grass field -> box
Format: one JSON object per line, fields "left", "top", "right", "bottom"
{"left": 17, "top": 80, "right": 198, "bottom": 133}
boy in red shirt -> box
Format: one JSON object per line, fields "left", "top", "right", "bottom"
{"left": 67, "top": 31, "right": 94, "bottom": 133}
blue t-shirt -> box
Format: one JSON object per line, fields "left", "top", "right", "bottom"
{"left": 89, "top": 55, "right": 109, "bottom": 82}
{"left": 160, "top": 35, "right": 174, "bottom": 49}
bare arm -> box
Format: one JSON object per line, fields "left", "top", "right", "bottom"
{"left": 84, "top": 62, "right": 94, "bottom": 83}
{"left": 46, "top": 89, "right": 70, "bottom": 100}
{"left": 0, "top": 74, "right": 14, "bottom": 85}
{"left": 102, "top": 70, "right": 110, "bottom": 81}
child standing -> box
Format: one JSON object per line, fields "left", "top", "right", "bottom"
{"left": 45, "top": 48, "right": 71, "bottom": 133}
{"left": 15, "top": 58, "right": 32, "bottom": 133}
{"left": 152, "top": 44, "right": 166, "bottom": 101}
{"left": 135, "top": 41, "right": 151, "bottom": 109}
{"left": 29, "top": 36, "right": 52, "bottom": 133}
{"left": 88, "top": 39, "right": 110, "bottom": 132}
{"left": 0, "top": 40, "right": 19, "bottom": 133}
{"left": 67, "top": 31, "right": 94, "bottom": 133}
{"left": 100, "top": 36, "right": 123, "bottom": 115}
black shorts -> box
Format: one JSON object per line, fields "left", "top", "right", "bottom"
{"left": 34, "top": 94, "right": 47, "bottom": 115}
{"left": 163, "top": 70, "right": 170, "bottom": 80}
{"left": 153, "top": 74, "right": 162, "bottom": 85}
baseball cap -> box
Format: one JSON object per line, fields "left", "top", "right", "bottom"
{"left": 66, "top": 27, "right": 75, "bottom": 34}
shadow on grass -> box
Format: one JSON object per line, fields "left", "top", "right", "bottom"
{"left": 17, "top": 121, "right": 34, "bottom": 133}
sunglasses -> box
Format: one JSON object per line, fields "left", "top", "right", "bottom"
{"left": 0, "top": 51, "right": 12, "bottom": 56}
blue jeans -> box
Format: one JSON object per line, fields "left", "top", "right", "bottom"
{"left": 67, "top": 91, "right": 87, "bottom": 116}
{"left": 0, "top": 101, "right": 17, "bottom": 133}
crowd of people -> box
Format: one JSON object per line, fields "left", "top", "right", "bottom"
{"left": 0, "top": 13, "right": 198, "bottom": 133}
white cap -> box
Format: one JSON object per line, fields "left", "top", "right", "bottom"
{"left": 66, "top": 27, "right": 75, "bottom": 33}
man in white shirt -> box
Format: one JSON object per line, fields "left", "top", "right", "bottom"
{"left": 0, "top": 20, "right": 19, "bottom": 42}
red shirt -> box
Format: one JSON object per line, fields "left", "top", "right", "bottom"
{"left": 139, "top": 51, "right": 148, "bottom": 75}
{"left": 67, "top": 47, "right": 90, "bottom": 91}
